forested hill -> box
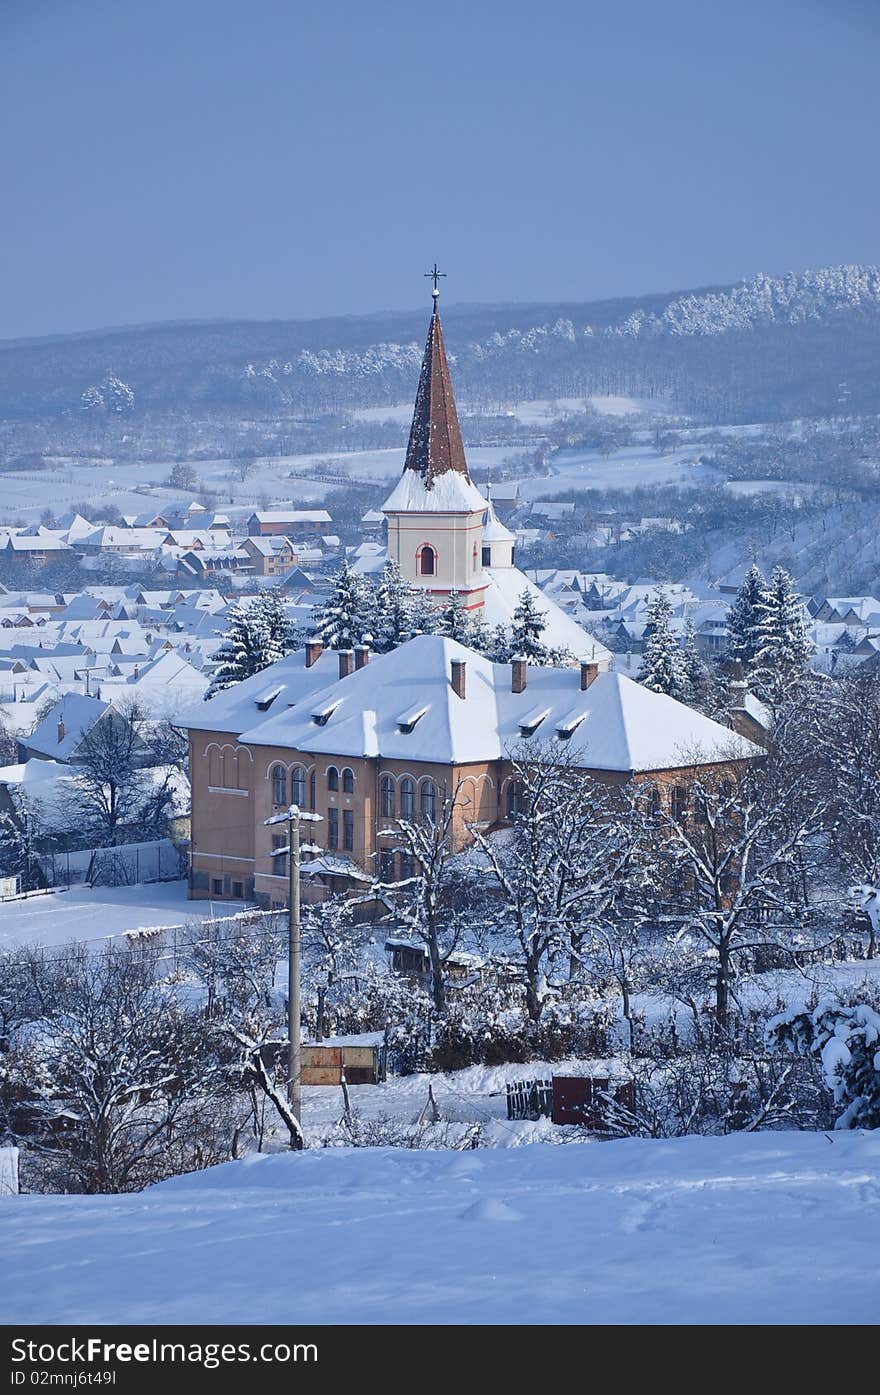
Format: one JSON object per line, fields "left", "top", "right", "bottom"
{"left": 2, "top": 265, "right": 879, "bottom": 424}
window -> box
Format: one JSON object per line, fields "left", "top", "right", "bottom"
{"left": 342, "top": 767, "right": 355, "bottom": 794}
{"left": 672, "top": 786, "right": 688, "bottom": 824}
{"left": 271, "top": 764, "right": 287, "bottom": 806}
{"left": 379, "top": 850, "right": 395, "bottom": 883}
{"left": 327, "top": 766, "right": 339, "bottom": 792}
{"left": 481, "top": 546, "right": 491, "bottom": 567}
{"left": 212, "top": 878, "right": 223, "bottom": 896}
{"left": 400, "top": 777, "right": 415, "bottom": 818}
{"left": 291, "top": 767, "right": 306, "bottom": 808}
{"left": 506, "top": 779, "right": 524, "bottom": 819}
{"left": 232, "top": 881, "right": 244, "bottom": 899}
{"left": 420, "top": 779, "right": 436, "bottom": 823}
{"left": 343, "top": 809, "right": 354, "bottom": 852}
{"left": 272, "top": 833, "right": 287, "bottom": 877}
{"left": 309, "top": 770, "right": 316, "bottom": 811}
{"left": 649, "top": 785, "right": 662, "bottom": 818}
{"left": 400, "top": 851, "right": 416, "bottom": 880}
{"left": 419, "top": 545, "right": 436, "bottom": 577}
{"left": 327, "top": 807, "right": 339, "bottom": 849}
{"left": 380, "top": 775, "right": 395, "bottom": 819}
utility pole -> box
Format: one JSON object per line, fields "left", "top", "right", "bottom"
{"left": 265, "top": 803, "right": 322, "bottom": 1140}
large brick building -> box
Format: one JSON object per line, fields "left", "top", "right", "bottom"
{"left": 186, "top": 287, "right": 760, "bottom": 905}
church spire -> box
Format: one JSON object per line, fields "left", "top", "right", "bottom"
{"left": 403, "top": 269, "right": 471, "bottom": 487}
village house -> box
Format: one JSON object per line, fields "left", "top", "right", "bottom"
{"left": 247, "top": 510, "right": 332, "bottom": 538}
{"left": 241, "top": 535, "right": 301, "bottom": 577}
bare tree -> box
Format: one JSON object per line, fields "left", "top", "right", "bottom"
{"left": 655, "top": 758, "right": 825, "bottom": 1033}
{"left": 374, "top": 784, "right": 469, "bottom": 1013}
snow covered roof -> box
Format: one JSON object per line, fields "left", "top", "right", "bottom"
{"left": 182, "top": 647, "right": 340, "bottom": 735}
{"left": 381, "top": 466, "right": 488, "bottom": 515}
{"left": 249, "top": 511, "right": 332, "bottom": 525}
{"left": 25, "top": 692, "right": 112, "bottom": 760}
{"left": 237, "top": 634, "right": 760, "bottom": 772}
{"left": 482, "top": 501, "right": 515, "bottom": 544}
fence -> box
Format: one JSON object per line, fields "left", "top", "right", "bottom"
{"left": 506, "top": 1079, "right": 553, "bottom": 1121}
{"left": 35, "top": 839, "right": 185, "bottom": 890}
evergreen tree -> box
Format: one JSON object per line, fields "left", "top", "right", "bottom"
{"left": 726, "top": 563, "right": 767, "bottom": 668}
{"left": 681, "top": 619, "right": 709, "bottom": 705}
{"left": 752, "top": 565, "right": 813, "bottom": 706}
{"left": 638, "top": 589, "right": 687, "bottom": 698}
{"left": 509, "top": 588, "right": 550, "bottom": 661}
{"left": 207, "top": 592, "right": 301, "bottom": 697}
{"left": 371, "top": 561, "right": 421, "bottom": 653}
{"left": 435, "top": 589, "right": 474, "bottom": 643}
{"left": 312, "top": 561, "right": 372, "bottom": 651}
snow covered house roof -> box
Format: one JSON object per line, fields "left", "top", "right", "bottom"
{"left": 25, "top": 692, "right": 113, "bottom": 761}
{"left": 482, "top": 503, "right": 515, "bottom": 545}
{"left": 249, "top": 510, "right": 332, "bottom": 525}
{"left": 237, "top": 634, "right": 759, "bottom": 773}
{"left": 381, "top": 466, "right": 488, "bottom": 515}
{"left": 182, "top": 647, "right": 341, "bottom": 735}
{"left": 482, "top": 568, "right": 612, "bottom": 664}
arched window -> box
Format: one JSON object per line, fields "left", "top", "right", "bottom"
{"left": 400, "top": 777, "right": 415, "bottom": 818}
{"left": 309, "top": 770, "right": 316, "bottom": 811}
{"left": 649, "top": 785, "right": 662, "bottom": 818}
{"left": 506, "top": 779, "right": 524, "bottom": 819}
{"left": 291, "top": 767, "right": 306, "bottom": 808}
{"left": 419, "top": 545, "right": 436, "bottom": 577}
{"left": 672, "top": 786, "right": 688, "bottom": 824}
{"left": 271, "top": 764, "right": 287, "bottom": 806}
{"left": 342, "top": 767, "right": 355, "bottom": 794}
{"left": 420, "top": 779, "right": 436, "bottom": 823}
{"left": 327, "top": 766, "right": 339, "bottom": 792}
{"left": 380, "top": 775, "right": 395, "bottom": 819}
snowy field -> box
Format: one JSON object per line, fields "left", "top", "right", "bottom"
{"left": 0, "top": 879, "right": 242, "bottom": 950}
{"left": 4, "top": 1129, "right": 879, "bottom": 1324}
{"left": 519, "top": 442, "right": 720, "bottom": 497}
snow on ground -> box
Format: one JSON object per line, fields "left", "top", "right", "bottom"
{"left": 519, "top": 443, "right": 720, "bottom": 497}
{"left": 504, "top": 394, "right": 679, "bottom": 423}
{"left": 5, "top": 1129, "right": 878, "bottom": 1324}
{"left": 0, "top": 879, "right": 242, "bottom": 950}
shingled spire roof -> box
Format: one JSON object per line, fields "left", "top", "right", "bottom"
{"left": 403, "top": 303, "right": 471, "bottom": 487}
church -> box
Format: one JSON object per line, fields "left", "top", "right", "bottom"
{"left": 358, "top": 274, "right": 611, "bottom": 664}
{"left": 184, "top": 280, "right": 762, "bottom": 907}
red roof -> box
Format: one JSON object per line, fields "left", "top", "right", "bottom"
{"left": 403, "top": 308, "right": 471, "bottom": 486}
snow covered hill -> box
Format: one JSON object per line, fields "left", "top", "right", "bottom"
{"left": 5, "top": 1130, "right": 879, "bottom": 1324}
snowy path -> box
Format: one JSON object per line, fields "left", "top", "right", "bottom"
{"left": 4, "top": 1130, "right": 879, "bottom": 1324}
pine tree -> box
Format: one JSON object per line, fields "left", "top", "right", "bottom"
{"left": 435, "top": 589, "right": 474, "bottom": 643}
{"left": 681, "top": 619, "right": 708, "bottom": 705}
{"left": 726, "top": 563, "right": 767, "bottom": 668}
{"left": 207, "top": 592, "right": 301, "bottom": 697}
{"left": 752, "top": 565, "right": 813, "bottom": 705}
{"left": 509, "top": 588, "right": 550, "bottom": 661}
{"left": 638, "top": 589, "right": 687, "bottom": 698}
{"left": 312, "top": 561, "right": 372, "bottom": 651}
{"left": 371, "top": 561, "right": 421, "bottom": 653}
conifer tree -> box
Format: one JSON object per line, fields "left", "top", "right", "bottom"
{"left": 726, "top": 564, "right": 767, "bottom": 668}
{"left": 312, "top": 560, "right": 372, "bottom": 651}
{"left": 435, "top": 589, "right": 474, "bottom": 643}
{"left": 752, "top": 565, "right": 813, "bottom": 705}
{"left": 509, "top": 588, "right": 550, "bottom": 661}
{"left": 681, "top": 619, "right": 709, "bottom": 705}
{"left": 207, "top": 592, "right": 301, "bottom": 697}
{"left": 370, "top": 560, "right": 426, "bottom": 652}
{"left": 638, "top": 589, "right": 687, "bottom": 698}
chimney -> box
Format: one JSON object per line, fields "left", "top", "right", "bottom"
{"left": 580, "top": 661, "right": 600, "bottom": 690}
{"left": 338, "top": 648, "right": 354, "bottom": 679}
{"left": 354, "top": 644, "right": 370, "bottom": 671}
{"left": 133, "top": 664, "right": 139, "bottom": 680}
{"left": 451, "top": 658, "right": 467, "bottom": 699}
{"left": 57, "top": 718, "right": 65, "bottom": 745}
{"left": 511, "top": 656, "right": 527, "bottom": 694}
{"left": 305, "top": 637, "right": 323, "bottom": 668}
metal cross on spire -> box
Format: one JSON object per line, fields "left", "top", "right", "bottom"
{"left": 425, "top": 262, "right": 446, "bottom": 304}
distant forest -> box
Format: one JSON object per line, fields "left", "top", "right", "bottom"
{"left": 2, "top": 266, "right": 880, "bottom": 425}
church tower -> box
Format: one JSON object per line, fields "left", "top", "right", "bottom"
{"left": 382, "top": 268, "right": 489, "bottom": 608}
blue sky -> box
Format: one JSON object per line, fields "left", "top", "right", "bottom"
{"left": 1, "top": 0, "right": 878, "bottom": 338}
